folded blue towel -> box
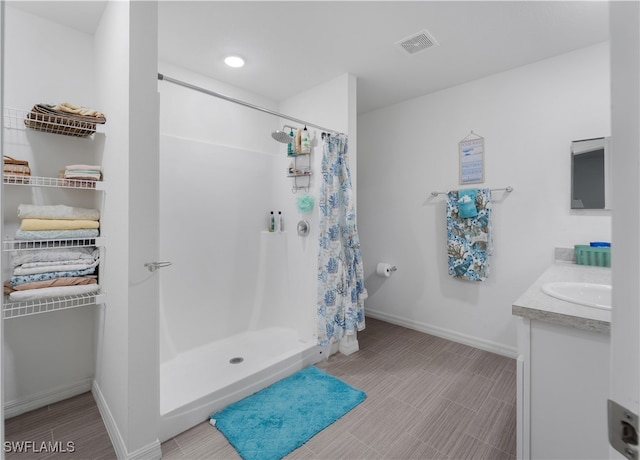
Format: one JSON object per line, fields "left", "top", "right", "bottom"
{"left": 458, "top": 189, "right": 478, "bottom": 218}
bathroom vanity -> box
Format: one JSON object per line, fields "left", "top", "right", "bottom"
{"left": 512, "top": 261, "right": 611, "bottom": 460}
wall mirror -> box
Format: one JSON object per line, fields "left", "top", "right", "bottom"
{"left": 571, "top": 137, "right": 611, "bottom": 210}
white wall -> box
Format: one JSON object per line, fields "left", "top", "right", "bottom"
{"left": 93, "top": 2, "right": 162, "bottom": 458}
{"left": 2, "top": 4, "right": 101, "bottom": 413}
{"left": 610, "top": 0, "right": 640, "bottom": 439}
{"left": 1, "top": 0, "right": 5, "bottom": 444}
{"left": 92, "top": 1, "right": 131, "bottom": 453}
{"left": 126, "top": 1, "right": 160, "bottom": 456}
{"left": 358, "top": 43, "right": 611, "bottom": 354}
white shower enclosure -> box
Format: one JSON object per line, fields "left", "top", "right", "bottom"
{"left": 155, "top": 68, "right": 332, "bottom": 439}
{"left": 156, "top": 134, "right": 323, "bottom": 440}
{"left": 155, "top": 63, "right": 357, "bottom": 441}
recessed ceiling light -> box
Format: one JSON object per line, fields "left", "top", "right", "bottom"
{"left": 224, "top": 56, "right": 245, "bottom": 68}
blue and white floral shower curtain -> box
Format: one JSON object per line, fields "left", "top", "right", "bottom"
{"left": 317, "top": 135, "right": 367, "bottom": 347}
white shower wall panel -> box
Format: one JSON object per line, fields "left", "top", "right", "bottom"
{"left": 159, "top": 135, "right": 278, "bottom": 358}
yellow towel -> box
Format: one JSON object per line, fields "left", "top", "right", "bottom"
{"left": 20, "top": 218, "right": 100, "bottom": 231}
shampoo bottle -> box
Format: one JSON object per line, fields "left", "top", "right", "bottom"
{"left": 287, "top": 129, "right": 295, "bottom": 156}
{"left": 278, "top": 211, "right": 284, "bottom": 232}
{"left": 269, "top": 211, "right": 275, "bottom": 232}
{"left": 300, "top": 126, "right": 311, "bottom": 154}
{"left": 295, "top": 128, "right": 302, "bottom": 154}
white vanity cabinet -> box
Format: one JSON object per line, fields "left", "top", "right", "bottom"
{"left": 513, "top": 263, "right": 611, "bottom": 460}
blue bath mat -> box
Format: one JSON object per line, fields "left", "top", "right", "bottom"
{"left": 210, "top": 365, "right": 366, "bottom": 460}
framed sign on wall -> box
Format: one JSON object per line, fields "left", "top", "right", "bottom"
{"left": 459, "top": 131, "right": 485, "bottom": 185}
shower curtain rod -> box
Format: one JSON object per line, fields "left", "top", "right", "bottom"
{"left": 157, "top": 73, "right": 345, "bottom": 136}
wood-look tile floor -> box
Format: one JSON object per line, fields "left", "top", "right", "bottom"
{"left": 4, "top": 391, "right": 116, "bottom": 459}
{"left": 4, "top": 318, "right": 516, "bottom": 459}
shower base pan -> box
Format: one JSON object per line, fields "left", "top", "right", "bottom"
{"left": 158, "top": 327, "right": 322, "bottom": 442}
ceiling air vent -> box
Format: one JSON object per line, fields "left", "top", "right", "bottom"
{"left": 396, "top": 29, "right": 439, "bottom": 55}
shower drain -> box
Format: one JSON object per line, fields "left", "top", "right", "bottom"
{"left": 229, "top": 357, "right": 244, "bottom": 364}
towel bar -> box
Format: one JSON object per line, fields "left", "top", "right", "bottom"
{"left": 430, "top": 186, "right": 513, "bottom": 197}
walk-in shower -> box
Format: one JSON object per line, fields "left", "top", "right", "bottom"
{"left": 156, "top": 133, "right": 323, "bottom": 441}
{"left": 155, "top": 74, "right": 345, "bottom": 441}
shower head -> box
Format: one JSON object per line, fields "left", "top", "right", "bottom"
{"left": 272, "top": 130, "right": 292, "bottom": 144}
{"left": 271, "top": 125, "right": 295, "bottom": 144}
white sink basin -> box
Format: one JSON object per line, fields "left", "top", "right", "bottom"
{"left": 541, "top": 281, "right": 612, "bottom": 310}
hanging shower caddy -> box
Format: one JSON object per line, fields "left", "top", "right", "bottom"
{"left": 287, "top": 151, "right": 312, "bottom": 193}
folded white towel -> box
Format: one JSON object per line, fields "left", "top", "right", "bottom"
{"left": 19, "top": 258, "right": 97, "bottom": 270}
{"left": 65, "top": 164, "right": 103, "bottom": 172}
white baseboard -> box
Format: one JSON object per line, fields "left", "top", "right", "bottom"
{"left": 92, "top": 381, "right": 162, "bottom": 460}
{"left": 126, "top": 440, "right": 162, "bottom": 460}
{"left": 4, "top": 378, "right": 92, "bottom": 418}
{"left": 365, "top": 308, "right": 518, "bottom": 359}
{"left": 92, "top": 380, "right": 127, "bottom": 459}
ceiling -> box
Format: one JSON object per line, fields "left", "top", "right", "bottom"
{"left": 157, "top": 1, "right": 609, "bottom": 113}
{"left": 10, "top": 1, "right": 610, "bottom": 114}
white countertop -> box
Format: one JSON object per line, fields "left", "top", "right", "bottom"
{"left": 512, "top": 262, "right": 611, "bottom": 333}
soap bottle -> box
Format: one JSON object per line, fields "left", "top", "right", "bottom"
{"left": 300, "top": 126, "right": 311, "bottom": 154}
{"left": 278, "top": 211, "right": 284, "bottom": 232}
{"left": 287, "top": 129, "right": 295, "bottom": 156}
{"left": 269, "top": 211, "right": 275, "bottom": 232}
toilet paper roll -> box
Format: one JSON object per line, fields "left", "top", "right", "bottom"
{"left": 376, "top": 263, "right": 393, "bottom": 277}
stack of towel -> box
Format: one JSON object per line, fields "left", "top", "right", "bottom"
{"left": 24, "top": 103, "right": 106, "bottom": 137}
{"left": 15, "top": 204, "right": 100, "bottom": 240}
{"left": 52, "top": 102, "right": 106, "bottom": 120}
{"left": 4, "top": 246, "right": 100, "bottom": 301}
{"left": 62, "top": 164, "right": 102, "bottom": 182}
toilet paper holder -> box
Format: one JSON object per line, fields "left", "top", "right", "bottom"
{"left": 376, "top": 263, "right": 398, "bottom": 277}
